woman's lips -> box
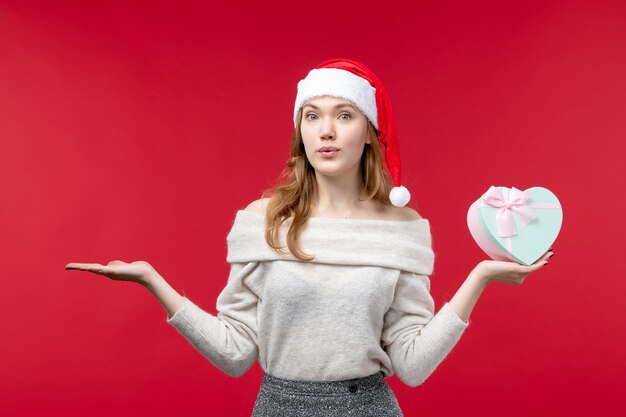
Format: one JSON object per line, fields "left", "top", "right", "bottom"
{"left": 319, "top": 149, "right": 339, "bottom": 158}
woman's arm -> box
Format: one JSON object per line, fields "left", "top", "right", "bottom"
{"left": 66, "top": 260, "right": 186, "bottom": 319}
{"left": 381, "top": 249, "right": 554, "bottom": 387}
{"left": 446, "top": 270, "right": 487, "bottom": 324}
{"left": 143, "top": 271, "right": 185, "bottom": 319}
{"left": 447, "top": 249, "right": 554, "bottom": 323}
{"left": 66, "top": 259, "right": 260, "bottom": 377}
{"left": 382, "top": 273, "right": 469, "bottom": 388}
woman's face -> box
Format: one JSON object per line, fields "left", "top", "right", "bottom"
{"left": 300, "top": 95, "right": 370, "bottom": 180}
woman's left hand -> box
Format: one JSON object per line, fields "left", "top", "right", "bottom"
{"left": 473, "top": 248, "right": 555, "bottom": 286}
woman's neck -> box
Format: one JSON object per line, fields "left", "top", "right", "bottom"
{"left": 312, "top": 172, "right": 369, "bottom": 215}
{"left": 310, "top": 196, "right": 390, "bottom": 220}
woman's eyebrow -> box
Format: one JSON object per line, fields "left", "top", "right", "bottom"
{"left": 303, "top": 103, "right": 356, "bottom": 110}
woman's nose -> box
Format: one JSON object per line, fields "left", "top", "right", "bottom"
{"left": 320, "top": 117, "right": 335, "bottom": 139}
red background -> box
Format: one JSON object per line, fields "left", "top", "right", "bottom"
{"left": 1, "top": 1, "right": 625, "bottom": 416}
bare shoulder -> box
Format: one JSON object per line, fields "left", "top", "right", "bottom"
{"left": 389, "top": 205, "right": 423, "bottom": 221}
{"left": 358, "top": 200, "right": 424, "bottom": 221}
{"left": 243, "top": 197, "right": 270, "bottom": 213}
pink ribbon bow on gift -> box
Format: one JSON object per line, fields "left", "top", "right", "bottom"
{"left": 482, "top": 186, "right": 537, "bottom": 237}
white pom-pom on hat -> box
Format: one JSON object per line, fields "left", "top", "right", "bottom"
{"left": 389, "top": 185, "right": 411, "bottom": 207}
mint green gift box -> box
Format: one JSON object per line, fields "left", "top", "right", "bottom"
{"left": 467, "top": 186, "right": 563, "bottom": 266}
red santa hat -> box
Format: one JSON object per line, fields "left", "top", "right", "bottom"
{"left": 293, "top": 58, "right": 411, "bottom": 207}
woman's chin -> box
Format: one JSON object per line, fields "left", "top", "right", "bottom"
{"left": 313, "top": 167, "right": 349, "bottom": 178}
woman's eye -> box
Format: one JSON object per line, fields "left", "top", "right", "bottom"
{"left": 305, "top": 114, "right": 317, "bottom": 120}
{"left": 339, "top": 113, "right": 351, "bottom": 120}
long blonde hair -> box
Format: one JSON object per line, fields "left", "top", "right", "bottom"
{"left": 259, "top": 107, "right": 399, "bottom": 261}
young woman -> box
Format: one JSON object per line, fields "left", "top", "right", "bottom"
{"left": 66, "top": 58, "right": 554, "bottom": 416}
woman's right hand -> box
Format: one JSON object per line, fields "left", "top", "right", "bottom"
{"left": 65, "top": 260, "right": 156, "bottom": 287}
{"left": 473, "top": 248, "right": 554, "bottom": 287}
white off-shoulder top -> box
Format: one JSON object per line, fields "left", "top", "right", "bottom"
{"left": 166, "top": 210, "right": 470, "bottom": 387}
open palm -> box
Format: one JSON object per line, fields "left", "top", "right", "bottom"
{"left": 476, "top": 248, "right": 554, "bottom": 286}
{"left": 65, "top": 260, "right": 155, "bottom": 286}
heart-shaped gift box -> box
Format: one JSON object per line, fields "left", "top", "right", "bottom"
{"left": 467, "top": 186, "right": 563, "bottom": 265}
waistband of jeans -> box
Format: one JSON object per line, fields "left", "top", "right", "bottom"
{"left": 260, "top": 371, "right": 386, "bottom": 396}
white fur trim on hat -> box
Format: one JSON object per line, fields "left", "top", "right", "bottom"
{"left": 293, "top": 68, "right": 378, "bottom": 129}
